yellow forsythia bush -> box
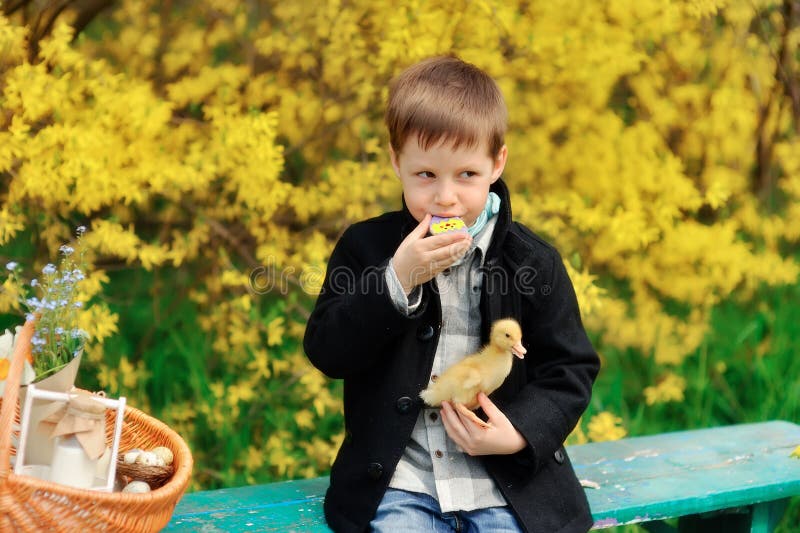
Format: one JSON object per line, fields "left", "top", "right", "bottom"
{"left": 1, "top": 0, "right": 798, "bottom": 485}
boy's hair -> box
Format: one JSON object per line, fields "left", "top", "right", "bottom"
{"left": 385, "top": 55, "right": 507, "bottom": 157}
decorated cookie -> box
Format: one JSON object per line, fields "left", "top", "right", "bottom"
{"left": 429, "top": 216, "right": 467, "bottom": 236}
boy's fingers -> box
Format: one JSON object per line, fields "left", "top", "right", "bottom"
{"left": 428, "top": 239, "right": 471, "bottom": 264}
{"left": 477, "top": 393, "right": 503, "bottom": 422}
{"left": 422, "top": 233, "right": 471, "bottom": 254}
{"left": 442, "top": 402, "right": 470, "bottom": 439}
{"left": 407, "top": 214, "right": 432, "bottom": 240}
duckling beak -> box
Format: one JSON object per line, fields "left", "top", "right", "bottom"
{"left": 512, "top": 343, "right": 526, "bottom": 359}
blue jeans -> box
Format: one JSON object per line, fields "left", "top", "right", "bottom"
{"left": 370, "top": 488, "right": 523, "bottom": 532}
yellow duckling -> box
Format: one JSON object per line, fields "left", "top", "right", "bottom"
{"left": 419, "top": 318, "right": 526, "bottom": 428}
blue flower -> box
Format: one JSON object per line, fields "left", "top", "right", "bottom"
{"left": 13, "top": 232, "right": 92, "bottom": 377}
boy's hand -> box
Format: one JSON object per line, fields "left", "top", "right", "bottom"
{"left": 440, "top": 393, "right": 527, "bottom": 456}
{"left": 392, "top": 213, "right": 472, "bottom": 295}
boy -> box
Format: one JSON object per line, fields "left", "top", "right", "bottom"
{"left": 304, "top": 56, "right": 600, "bottom": 532}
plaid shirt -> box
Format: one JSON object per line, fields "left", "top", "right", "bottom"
{"left": 384, "top": 216, "right": 507, "bottom": 512}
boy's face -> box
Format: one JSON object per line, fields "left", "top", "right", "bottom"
{"left": 390, "top": 135, "right": 508, "bottom": 228}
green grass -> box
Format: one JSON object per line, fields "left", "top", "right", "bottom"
{"left": 591, "top": 280, "right": 800, "bottom": 434}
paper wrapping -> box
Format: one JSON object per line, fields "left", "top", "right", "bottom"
{"left": 41, "top": 390, "right": 106, "bottom": 460}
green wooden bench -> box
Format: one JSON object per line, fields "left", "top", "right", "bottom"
{"left": 166, "top": 421, "right": 800, "bottom": 532}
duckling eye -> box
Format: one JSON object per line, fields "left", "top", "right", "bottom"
{"left": 505, "top": 333, "right": 510, "bottom": 338}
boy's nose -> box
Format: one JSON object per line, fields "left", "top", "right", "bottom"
{"left": 435, "top": 182, "right": 457, "bottom": 205}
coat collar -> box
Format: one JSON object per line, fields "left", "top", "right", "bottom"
{"left": 399, "top": 178, "right": 513, "bottom": 261}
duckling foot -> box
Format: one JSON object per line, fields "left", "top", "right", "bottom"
{"left": 454, "top": 402, "right": 494, "bottom": 430}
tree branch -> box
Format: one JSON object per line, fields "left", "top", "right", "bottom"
{"left": 778, "top": 0, "right": 799, "bottom": 131}
{"left": 1, "top": 0, "right": 32, "bottom": 16}
{"left": 69, "top": 0, "right": 115, "bottom": 40}
{"left": 751, "top": 1, "right": 798, "bottom": 196}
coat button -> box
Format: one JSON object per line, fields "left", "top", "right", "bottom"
{"left": 417, "top": 324, "right": 435, "bottom": 341}
{"left": 366, "top": 462, "right": 383, "bottom": 480}
{"left": 396, "top": 396, "right": 414, "bottom": 414}
{"left": 554, "top": 448, "right": 566, "bottom": 464}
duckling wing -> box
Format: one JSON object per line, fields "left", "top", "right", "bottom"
{"left": 462, "top": 367, "right": 481, "bottom": 389}
{"left": 450, "top": 367, "right": 482, "bottom": 406}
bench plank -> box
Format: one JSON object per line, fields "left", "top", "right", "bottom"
{"left": 166, "top": 421, "right": 800, "bottom": 531}
{"left": 167, "top": 477, "right": 329, "bottom": 532}
{"left": 570, "top": 420, "right": 800, "bottom": 528}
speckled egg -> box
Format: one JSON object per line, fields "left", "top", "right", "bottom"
{"left": 151, "top": 446, "right": 174, "bottom": 466}
{"left": 122, "top": 480, "right": 151, "bottom": 494}
{"left": 123, "top": 449, "right": 143, "bottom": 464}
{"left": 135, "top": 451, "right": 160, "bottom": 466}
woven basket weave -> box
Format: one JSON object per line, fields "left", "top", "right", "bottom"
{"left": 0, "top": 321, "right": 193, "bottom": 532}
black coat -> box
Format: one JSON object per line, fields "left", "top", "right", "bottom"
{"left": 304, "top": 179, "right": 600, "bottom": 533}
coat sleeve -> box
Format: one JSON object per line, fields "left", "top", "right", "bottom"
{"left": 501, "top": 249, "right": 600, "bottom": 473}
{"left": 303, "top": 227, "right": 427, "bottom": 379}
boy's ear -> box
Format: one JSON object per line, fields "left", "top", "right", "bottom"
{"left": 490, "top": 145, "right": 508, "bottom": 183}
{"left": 389, "top": 145, "right": 401, "bottom": 178}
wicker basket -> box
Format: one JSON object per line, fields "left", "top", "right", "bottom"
{"left": 0, "top": 321, "right": 193, "bottom": 532}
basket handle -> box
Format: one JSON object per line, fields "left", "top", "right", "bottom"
{"left": 0, "top": 320, "right": 35, "bottom": 481}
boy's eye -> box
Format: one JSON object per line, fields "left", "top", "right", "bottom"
{"left": 417, "top": 171, "right": 435, "bottom": 178}
{"left": 460, "top": 171, "right": 477, "bottom": 178}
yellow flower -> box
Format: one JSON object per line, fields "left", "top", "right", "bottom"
{"left": 243, "top": 446, "right": 266, "bottom": 471}
{"left": 266, "top": 317, "right": 285, "bottom": 347}
{"left": 294, "top": 409, "right": 314, "bottom": 430}
{"left": 587, "top": 412, "right": 627, "bottom": 442}
{"left": 644, "top": 372, "right": 687, "bottom": 406}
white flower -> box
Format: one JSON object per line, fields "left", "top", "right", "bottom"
{"left": 0, "top": 327, "right": 37, "bottom": 396}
